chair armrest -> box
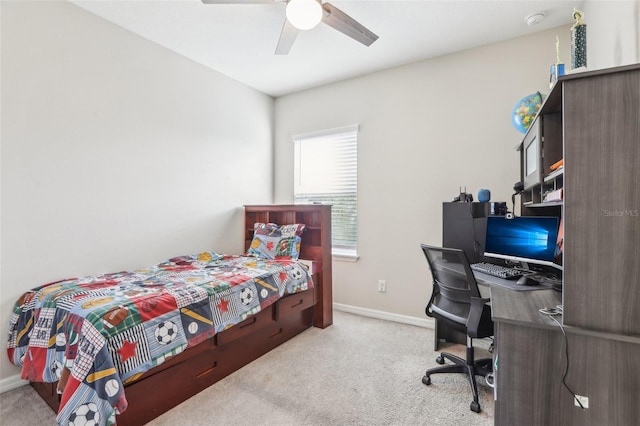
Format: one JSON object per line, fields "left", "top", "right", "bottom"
{"left": 424, "top": 280, "right": 439, "bottom": 318}
{"left": 467, "top": 296, "right": 492, "bottom": 338}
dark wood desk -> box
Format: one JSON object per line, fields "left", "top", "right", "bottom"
{"left": 433, "top": 265, "right": 551, "bottom": 350}
{"left": 491, "top": 286, "right": 640, "bottom": 426}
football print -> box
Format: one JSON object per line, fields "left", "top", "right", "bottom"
{"left": 69, "top": 402, "right": 100, "bottom": 426}
{"left": 154, "top": 321, "right": 178, "bottom": 344}
{"left": 103, "top": 306, "right": 129, "bottom": 330}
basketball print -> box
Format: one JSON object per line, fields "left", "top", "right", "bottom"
{"left": 140, "top": 296, "right": 159, "bottom": 313}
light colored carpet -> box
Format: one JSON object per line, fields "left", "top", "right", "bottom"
{"left": 0, "top": 311, "right": 493, "bottom": 425}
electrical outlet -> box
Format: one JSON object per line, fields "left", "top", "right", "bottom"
{"left": 574, "top": 395, "right": 589, "bottom": 409}
{"left": 378, "top": 280, "right": 386, "bottom": 293}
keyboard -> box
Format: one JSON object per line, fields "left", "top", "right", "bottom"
{"left": 470, "top": 262, "right": 524, "bottom": 280}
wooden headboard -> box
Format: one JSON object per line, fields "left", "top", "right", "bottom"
{"left": 244, "top": 204, "right": 333, "bottom": 328}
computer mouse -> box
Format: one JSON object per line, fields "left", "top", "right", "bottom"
{"left": 516, "top": 275, "right": 539, "bottom": 286}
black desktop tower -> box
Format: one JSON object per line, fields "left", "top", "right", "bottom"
{"left": 442, "top": 202, "right": 494, "bottom": 264}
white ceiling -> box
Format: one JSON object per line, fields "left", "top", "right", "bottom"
{"left": 70, "top": 0, "right": 584, "bottom": 97}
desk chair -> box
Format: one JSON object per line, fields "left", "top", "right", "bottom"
{"left": 420, "top": 244, "right": 494, "bottom": 413}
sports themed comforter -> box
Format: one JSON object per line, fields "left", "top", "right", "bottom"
{"left": 7, "top": 252, "right": 313, "bottom": 425}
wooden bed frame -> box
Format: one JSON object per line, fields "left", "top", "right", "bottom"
{"left": 31, "top": 204, "right": 333, "bottom": 425}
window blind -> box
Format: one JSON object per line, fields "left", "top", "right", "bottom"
{"left": 293, "top": 125, "right": 358, "bottom": 256}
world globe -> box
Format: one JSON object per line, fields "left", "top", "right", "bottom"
{"left": 511, "top": 92, "right": 545, "bottom": 133}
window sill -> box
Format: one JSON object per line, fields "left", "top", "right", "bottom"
{"left": 332, "top": 249, "right": 359, "bottom": 262}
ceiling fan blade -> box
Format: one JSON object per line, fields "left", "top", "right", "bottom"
{"left": 321, "top": 3, "right": 378, "bottom": 47}
{"left": 201, "top": 0, "right": 273, "bottom": 4}
{"left": 275, "top": 19, "right": 300, "bottom": 55}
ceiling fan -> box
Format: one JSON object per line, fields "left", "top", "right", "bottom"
{"left": 201, "top": 0, "right": 379, "bottom": 55}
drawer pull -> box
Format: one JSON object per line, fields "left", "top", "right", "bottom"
{"left": 196, "top": 361, "right": 218, "bottom": 378}
{"left": 269, "top": 328, "right": 283, "bottom": 338}
{"left": 290, "top": 298, "right": 304, "bottom": 308}
{"left": 239, "top": 316, "right": 257, "bottom": 329}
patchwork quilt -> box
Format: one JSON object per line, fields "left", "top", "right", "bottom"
{"left": 7, "top": 252, "right": 313, "bottom": 425}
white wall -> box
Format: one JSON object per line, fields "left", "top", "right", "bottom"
{"left": 584, "top": 0, "right": 640, "bottom": 69}
{"left": 274, "top": 27, "right": 569, "bottom": 320}
{"left": 0, "top": 1, "right": 274, "bottom": 382}
{"left": 274, "top": 0, "right": 640, "bottom": 323}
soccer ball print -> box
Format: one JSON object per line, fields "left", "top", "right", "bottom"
{"left": 69, "top": 402, "right": 100, "bottom": 426}
{"left": 288, "top": 265, "right": 303, "bottom": 280}
{"left": 239, "top": 287, "right": 254, "bottom": 306}
{"left": 143, "top": 313, "right": 187, "bottom": 358}
{"left": 154, "top": 321, "right": 179, "bottom": 345}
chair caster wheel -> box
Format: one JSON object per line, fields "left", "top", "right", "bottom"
{"left": 436, "top": 355, "right": 445, "bottom": 365}
{"left": 422, "top": 375, "right": 431, "bottom": 385}
{"left": 470, "top": 401, "right": 481, "bottom": 413}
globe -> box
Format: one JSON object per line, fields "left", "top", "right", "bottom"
{"left": 511, "top": 92, "right": 545, "bottom": 133}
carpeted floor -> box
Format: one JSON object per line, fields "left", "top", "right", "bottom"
{"left": 0, "top": 310, "right": 493, "bottom": 425}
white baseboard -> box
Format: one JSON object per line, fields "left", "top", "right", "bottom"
{"left": 0, "top": 374, "right": 28, "bottom": 394}
{"left": 334, "top": 303, "right": 434, "bottom": 329}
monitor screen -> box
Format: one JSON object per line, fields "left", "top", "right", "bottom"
{"left": 525, "top": 135, "right": 538, "bottom": 176}
{"left": 484, "top": 216, "right": 561, "bottom": 270}
{"left": 522, "top": 119, "right": 542, "bottom": 190}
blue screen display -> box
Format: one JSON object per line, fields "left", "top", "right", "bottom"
{"left": 484, "top": 216, "right": 559, "bottom": 262}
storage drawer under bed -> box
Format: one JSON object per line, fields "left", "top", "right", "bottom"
{"left": 275, "top": 289, "right": 315, "bottom": 320}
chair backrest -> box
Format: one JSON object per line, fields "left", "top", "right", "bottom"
{"left": 420, "top": 244, "right": 482, "bottom": 326}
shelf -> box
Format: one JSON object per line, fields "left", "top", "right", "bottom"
{"left": 526, "top": 201, "right": 563, "bottom": 208}
{"left": 544, "top": 168, "right": 564, "bottom": 182}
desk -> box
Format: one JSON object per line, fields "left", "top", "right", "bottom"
{"left": 433, "top": 262, "right": 553, "bottom": 350}
{"left": 491, "top": 286, "right": 640, "bottom": 426}
{"left": 429, "top": 260, "right": 640, "bottom": 424}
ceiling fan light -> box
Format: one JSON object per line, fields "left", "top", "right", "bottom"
{"left": 286, "top": 0, "right": 323, "bottom": 30}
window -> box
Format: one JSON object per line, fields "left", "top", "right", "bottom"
{"left": 293, "top": 125, "right": 358, "bottom": 260}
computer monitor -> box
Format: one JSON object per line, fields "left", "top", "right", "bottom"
{"left": 483, "top": 215, "right": 562, "bottom": 270}
{"left": 522, "top": 118, "right": 542, "bottom": 190}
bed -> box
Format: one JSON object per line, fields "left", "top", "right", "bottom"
{"left": 7, "top": 204, "right": 333, "bottom": 425}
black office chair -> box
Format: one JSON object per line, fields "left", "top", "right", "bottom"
{"left": 420, "top": 244, "right": 494, "bottom": 413}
